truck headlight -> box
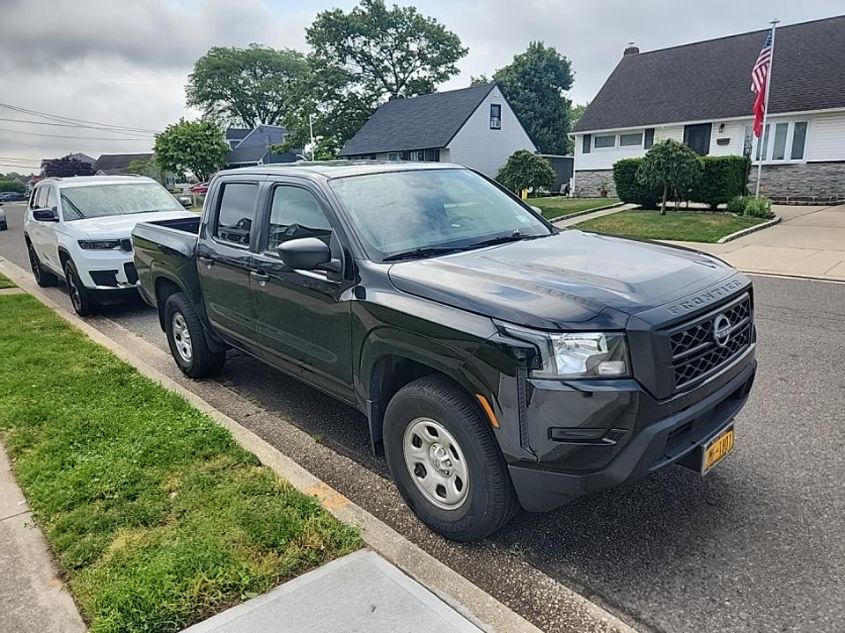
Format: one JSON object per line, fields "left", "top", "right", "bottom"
{"left": 78, "top": 239, "right": 121, "bottom": 250}
{"left": 499, "top": 324, "right": 630, "bottom": 379}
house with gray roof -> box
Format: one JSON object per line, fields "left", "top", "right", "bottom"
{"left": 93, "top": 153, "right": 153, "bottom": 175}
{"left": 573, "top": 15, "right": 845, "bottom": 201}
{"left": 338, "top": 82, "right": 537, "bottom": 177}
{"left": 224, "top": 124, "right": 300, "bottom": 168}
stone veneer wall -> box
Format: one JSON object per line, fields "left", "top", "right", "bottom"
{"left": 573, "top": 169, "right": 616, "bottom": 198}
{"left": 750, "top": 162, "right": 845, "bottom": 202}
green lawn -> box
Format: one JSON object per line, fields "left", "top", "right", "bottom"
{"left": 527, "top": 196, "right": 620, "bottom": 220}
{"left": 0, "top": 272, "right": 14, "bottom": 288}
{"left": 574, "top": 210, "right": 767, "bottom": 243}
{"left": 0, "top": 294, "right": 360, "bottom": 633}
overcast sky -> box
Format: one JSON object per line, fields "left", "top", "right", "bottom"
{"left": 0, "top": 0, "right": 838, "bottom": 173}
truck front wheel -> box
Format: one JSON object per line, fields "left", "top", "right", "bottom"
{"left": 383, "top": 375, "right": 519, "bottom": 541}
{"left": 164, "top": 292, "right": 225, "bottom": 378}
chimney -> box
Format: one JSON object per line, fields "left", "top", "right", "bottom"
{"left": 623, "top": 41, "right": 640, "bottom": 56}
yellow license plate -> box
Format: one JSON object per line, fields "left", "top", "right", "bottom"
{"left": 702, "top": 427, "right": 734, "bottom": 474}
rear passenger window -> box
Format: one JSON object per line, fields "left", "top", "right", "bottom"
{"left": 266, "top": 186, "right": 332, "bottom": 251}
{"left": 215, "top": 183, "right": 258, "bottom": 247}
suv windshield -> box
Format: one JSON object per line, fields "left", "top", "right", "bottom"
{"left": 59, "top": 182, "right": 181, "bottom": 220}
{"left": 329, "top": 168, "right": 551, "bottom": 261}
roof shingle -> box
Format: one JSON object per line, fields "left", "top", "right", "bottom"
{"left": 338, "top": 83, "right": 495, "bottom": 156}
{"left": 574, "top": 15, "right": 845, "bottom": 133}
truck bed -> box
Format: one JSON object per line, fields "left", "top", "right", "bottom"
{"left": 132, "top": 216, "right": 202, "bottom": 306}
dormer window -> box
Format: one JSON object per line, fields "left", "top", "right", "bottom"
{"left": 490, "top": 104, "right": 502, "bottom": 129}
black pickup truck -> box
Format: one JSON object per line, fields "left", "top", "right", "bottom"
{"left": 133, "top": 162, "right": 756, "bottom": 541}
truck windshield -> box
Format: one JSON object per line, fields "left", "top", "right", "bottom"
{"left": 60, "top": 183, "right": 182, "bottom": 220}
{"left": 329, "top": 168, "right": 551, "bottom": 261}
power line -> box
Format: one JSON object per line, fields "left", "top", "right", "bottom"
{"left": 0, "top": 117, "right": 155, "bottom": 137}
{"left": 0, "top": 128, "right": 154, "bottom": 141}
{"left": 0, "top": 102, "right": 160, "bottom": 134}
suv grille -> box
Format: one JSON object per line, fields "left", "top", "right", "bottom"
{"left": 668, "top": 294, "right": 752, "bottom": 392}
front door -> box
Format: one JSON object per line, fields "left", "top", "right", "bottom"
{"left": 251, "top": 182, "right": 354, "bottom": 400}
{"left": 683, "top": 123, "right": 712, "bottom": 155}
{"left": 31, "top": 185, "right": 61, "bottom": 273}
{"left": 196, "top": 180, "right": 260, "bottom": 346}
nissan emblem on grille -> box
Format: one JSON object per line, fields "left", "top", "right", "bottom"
{"left": 713, "top": 314, "right": 731, "bottom": 347}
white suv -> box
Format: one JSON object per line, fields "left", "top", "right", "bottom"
{"left": 24, "top": 175, "right": 195, "bottom": 316}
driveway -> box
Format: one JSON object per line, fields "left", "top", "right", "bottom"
{"left": 1, "top": 201, "right": 844, "bottom": 633}
{"left": 673, "top": 204, "right": 845, "bottom": 280}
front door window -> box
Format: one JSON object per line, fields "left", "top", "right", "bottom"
{"left": 683, "top": 123, "right": 712, "bottom": 155}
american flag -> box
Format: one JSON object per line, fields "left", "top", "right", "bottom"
{"left": 751, "top": 29, "right": 773, "bottom": 137}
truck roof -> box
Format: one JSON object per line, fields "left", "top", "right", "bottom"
{"left": 217, "top": 160, "right": 466, "bottom": 180}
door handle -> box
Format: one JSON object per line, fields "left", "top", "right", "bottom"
{"left": 198, "top": 255, "right": 214, "bottom": 269}
{"left": 250, "top": 270, "right": 269, "bottom": 287}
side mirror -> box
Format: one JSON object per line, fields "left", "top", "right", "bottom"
{"left": 33, "top": 208, "right": 58, "bottom": 222}
{"left": 278, "top": 237, "right": 333, "bottom": 271}
{"left": 178, "top": 196, "right": 193, "bottom": 208}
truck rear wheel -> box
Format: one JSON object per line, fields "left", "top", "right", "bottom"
{"left": 383, "top": 375, "right": 519, "bottom": 541}
{"left": 164, "top": 292, "right": 225, "bottom": 378}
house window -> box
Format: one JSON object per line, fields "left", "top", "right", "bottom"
{"left": 387, "top": 152, "right": 400, "bottom": 161}
{"left": 745, "top": 121, "right": 808, "bottom": 162}
{"left": 582, "top": 134, "right": 592, "bottom": 154}
{"left": 619, "top": 132, "right": 643, "bottom": 147}
{"left": 594, "top": 135, "right": 616, "bottom": 149}
{"left": 644, "top": 128, "right": 655, "bottom": 149}
{"left": 490, "top": 104, "right": 502, "bottom": 129}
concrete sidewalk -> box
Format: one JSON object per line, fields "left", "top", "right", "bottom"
{"left": 666, "top": 204, "right": 845, "bottom": 281}
{"left": 0, "top": 445, "right": 86, "bottom": 633}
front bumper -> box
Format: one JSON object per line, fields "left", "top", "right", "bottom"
{"left": 75, "top": 249, "right": 139, "bottom": 291}
{"left": 507, "top": 348, "right": 756, "bottom": 512}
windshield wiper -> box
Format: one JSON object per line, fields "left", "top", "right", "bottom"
{"left": 465, "top": 230, "right": 548, "bottom": 250}
{"left": 382, "top": 245, "right": 466, "bottom": 262}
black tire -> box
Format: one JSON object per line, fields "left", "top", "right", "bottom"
{"left": 384, "top": 375, "right": 519, "bottom": 541}
{"left": 164, "top": 292, "right": 225, "bottom": 378}
{"left": 63, "top": 259, "right": 97, "bottom": 316}
{"left": 27, "top": 242, "right": 57, "bottom": 287}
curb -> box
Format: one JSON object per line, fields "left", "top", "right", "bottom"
{"left": 546, "top": 201, "right": 625, "bottom": 224}
{"left": 717, "top": 215, "right": 782, "bottom": 243}
{"left": 0, "top": 258, "right": 639, "bottom": 633}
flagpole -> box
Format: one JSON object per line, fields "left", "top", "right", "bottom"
{"left": 755, "top": 19, "right": 779, "bottom": 197}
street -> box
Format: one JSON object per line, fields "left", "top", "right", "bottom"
{"left": 2, "top": 200, "right": 843, "bottom": 633}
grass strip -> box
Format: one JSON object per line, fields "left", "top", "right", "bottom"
{"left": 574, "top": 209, "right": 766, "bottom": 243}
{"left": 0, "top": 272, "right": 15, "bottom": 288}
{"left": 0, "top": 294, "right": 361, "bottom": 633}
{"left": 527, "top": 197, "right": 620, "bottom": 220}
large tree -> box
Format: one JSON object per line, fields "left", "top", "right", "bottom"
{"left": 299, "top": 0, "right": 467, "bottom": 153}
{"left": 126, "top": 157, "right": 166, "bottom": 184}
{"left": 41, "top": 157, "right": 95, "bottom": 178}
{"left": 154, "top": 119, "right": 228, "bottom": 183}
{"left": 186, "top": 44, "right": 310, "bottom": 127}
{"left": 494, "top": 42, "right": 574, "bottom": 155}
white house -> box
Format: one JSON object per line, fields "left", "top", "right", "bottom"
{"left": 572, "top": 16, "right": 845, "bottom": 202}
{"left": 338, "top": 82, "right": 537, "bottom": 177}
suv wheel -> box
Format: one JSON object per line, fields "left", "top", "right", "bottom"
{"left": 164, "top": 292, "right": 225, "bottom": 378}
{"left": 27, "top": 243, "right": 57, "bottom": 287}
{"left": 384, "top": 375, "right": 519, "bottom": 541}
{"left": 64, "top": 260, "right": 97, "bottom": 316}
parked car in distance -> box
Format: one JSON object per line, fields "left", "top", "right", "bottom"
{"left": 0, "top": 191, "right": 27, "bottom": 202}
{"left": 133, "top": 162, "right": 756, "bottom": 541}
{"left": 24, "top": 175, "right": 196, "bottom": 316}
{"left": 0, "top": 203, "right": 6, "bottom": 230}
{"left": 188, "top": 182, "right": 209, "bottom": 194}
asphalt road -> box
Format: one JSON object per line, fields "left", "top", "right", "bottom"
{"left": 2, "top": 201, "right": 843, "bottom": 633}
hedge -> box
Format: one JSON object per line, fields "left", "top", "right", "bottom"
{"left": 612, "top": 159, "right": 660, "bottom": 208}
{"left": 0, "top": 179, "right": 26, "bottom": 194}
{"left": 690, "top": 156, "right": 750, "bottom": 209}
{"left": 613, "top": 155, "right": 750, "bottom": 210}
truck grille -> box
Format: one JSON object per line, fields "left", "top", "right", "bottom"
{"left": 668, "top": 294, "right": 752, "bottom": 392}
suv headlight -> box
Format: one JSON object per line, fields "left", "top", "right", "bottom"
{"left": 78, "top": 239, "right": 121, "bottom": 250}
{"left": 499, "top": 324, "right": 630, "bottom": 379}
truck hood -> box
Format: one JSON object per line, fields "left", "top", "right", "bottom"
{"left": 387, "top": 230, "right": 737, "bottom": 330}
{"left": 69, "top": 210, "right": 196, "bottom": 239}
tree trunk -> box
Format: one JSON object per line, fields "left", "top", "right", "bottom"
{"left": 660, "top": 185, "right": 668, "bottom": 215}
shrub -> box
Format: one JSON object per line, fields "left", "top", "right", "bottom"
{"left": 690, "top": 156, "right": 750, "bottom": 209}
{"left": 612, "top": 158, "right": 660, "bottom": 208}
{"left": 637, "top": 139, "right": 703, "bottom": 214}
{"left": 0, "top": 179, "right": 26, "bottom": 194}
{"left": 496, "top": 150, "right": 555, "bottom": 194}
{"left": 744, "top": 196, "right": 774, "bottom": 218}
{"left": 726, "top": 196, "right": 748, "bottom": 214}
